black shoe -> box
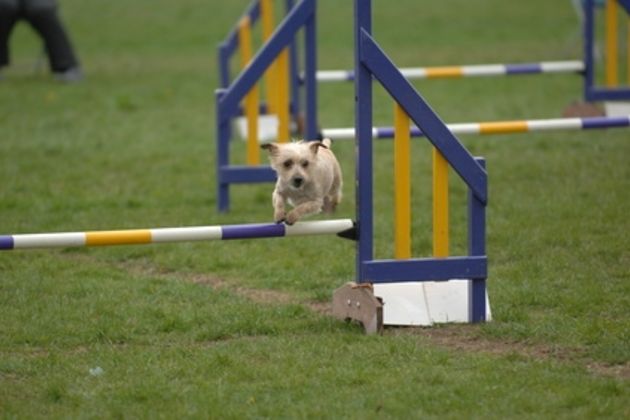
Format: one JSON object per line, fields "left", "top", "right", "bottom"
{"left": 54, "top": 67, "right": 83, "bottom": 83}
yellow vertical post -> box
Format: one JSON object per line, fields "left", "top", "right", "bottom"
{"left": 605, "top": 0, "right": 619, "bottom": 87}
{"left": 261, "top": 0, "right": 289, "bottom": 142}
{"left": 627, "top": 16, "right": 630, "bottom": 84}
{"left": 260, "top": 0, "right": 277, "bottom": 114}
{"left": 394, "top": 103, "right": 411, "bottom": 260}
{"left": 432, "top": 148, "right": 449, "bottom": 258}
{"left": 276, "top": 48, "right": 290, "bottom": 143}
{"left": 238, "top": 16, "right": 260, "bottom": 165}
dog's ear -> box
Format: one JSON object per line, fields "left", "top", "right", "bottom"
{"left": 309, "top": 141, "right": 324, "bottom": 155}
{"left": 261, "top": 143, "right": 279, "bottom": 156}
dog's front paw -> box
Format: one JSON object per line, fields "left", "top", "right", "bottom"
{"left": 284, "top": 211, "right": 300, "bottom": 226}
{"left": 274, "top": 210, "right": 287, "bottom": 224}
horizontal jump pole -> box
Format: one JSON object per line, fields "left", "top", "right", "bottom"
{"left": 311, "top": 60, "right": 585, "bottom": 83}
{"left": 322, "top": 115, "right": 630, "bottom": 139}
{"left": 0, "top": 219, "right": 355, "bottom": 251}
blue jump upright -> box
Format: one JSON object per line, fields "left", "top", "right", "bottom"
{"left": 216, "top": 0, "right": 318, "bottom": 212}
{"left": 352, "top": 0, "right": 489, "bottom": 323}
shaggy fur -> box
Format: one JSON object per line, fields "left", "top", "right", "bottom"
{"left": 261, "top": 138, "right": 342, "bottom": 225}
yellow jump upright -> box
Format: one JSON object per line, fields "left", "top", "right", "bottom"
{"left": 393, "top": 101, "right": 450, "bottom": 260}
{"left": 276, "top": 47, "right": 290, "bottom": 143}
{"left": 432, "top": 148, "right": 449, "bottom": 258}
{"left": 628, "top": 15, "right": 630, "bottom": 83}
{"left": 238, "top": 16, "right": 260, "bottom": 165}
{"left": 606, "top": 0, "right": 620, "bottom": 87}
{"left": 394, "top": 103, "right": 411, "bottom": 259}
{"left": 256, "top": 0, "right": 290, "bottom": 143}
{"left": 260, "top": 0, "right": 278, "bottom": 114}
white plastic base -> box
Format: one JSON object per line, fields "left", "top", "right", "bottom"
{"left": 373, "top": 280, "right": 492, "bottom": 326}
{"left": 604, "top": 101, "right": 630, "bottom": 117}
{"left": 235, "top": 114, "right": 280, "bottom": 143}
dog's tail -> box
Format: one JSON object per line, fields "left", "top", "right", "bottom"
{"left": 322, "top": 138, "right": 333, "bottom": 149}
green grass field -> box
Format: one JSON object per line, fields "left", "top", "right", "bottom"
{"left": 1, "top": 0, "right": 629, "bottom": 417}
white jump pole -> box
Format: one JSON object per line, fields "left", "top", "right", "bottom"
{"left": 0, "top": 219, "right": 355, "bottom": 251}
{"left": 314, "top": 60, "right": 585, "bottom": 82}
{"left": 321, "top": 115, "right": 630, "bottom": 139}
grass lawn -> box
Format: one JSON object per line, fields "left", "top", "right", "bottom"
{"left": 1, "top": 0, "right": 628, "bottom": 417}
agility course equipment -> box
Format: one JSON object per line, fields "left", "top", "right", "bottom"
{"left": 216, "top": 0, "right": 630, "bottom": 213}
{"left": 321, "top": 115, "right": 630, "bottom": 139}
{"left": 216, "top": 0, "right": 318, "bottom": 212}
{"left": 232, "top": 0, "right": 293, "bottom": 164}
{"left": 584, "top": 0, "right": 630, "bottom": 100}
{"left": 221, "top": 0, "right": 630, "bottom": 104}
{"left": 0, "top": 219, "right": 355, "bottom": 251}
{"left": 312, "top": 0, "right": 630, "bottom": 102}
{"left": 314, "top": 60, "right": 585, "bottom": 82}
{"left": 347, "top": 0, "right": 489, "bottom": 326}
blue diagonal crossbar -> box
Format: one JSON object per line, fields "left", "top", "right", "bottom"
{"left": 359, "top": 29, "right": 488, "bottom": 204}
{"left": 619, "top": 0, "right": 630, "bottom": 14}
{"left": 219, "top": 0, "right": 315, "bottom": 121}
{"left": 221, "top": 0, "right": 263, "bottom": 58}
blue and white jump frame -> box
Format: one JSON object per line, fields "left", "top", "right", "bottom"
{"left": 216, "top": 0, "right": 317, "bottom": 213}
{"left": 218, "top": 0, "right": 303, "bottom": 128}
{"left": 216, "top": 0, "right": 630, "bottom": 213}
{"left": 352, "top": 0, "right": 488, "bottom": 322}
{"left": 215, "top": 0, "right": 493, "bottom": 323}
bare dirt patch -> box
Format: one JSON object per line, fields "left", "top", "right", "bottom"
{"left": 386, "top": 324, "right": 630, "bottom": 380}
{"left": 63, "top": 254, "right": 629, "bottom": 380}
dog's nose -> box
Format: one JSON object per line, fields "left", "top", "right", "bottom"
{"left": 292, "top": 176, "right": 304, "bottom": 188}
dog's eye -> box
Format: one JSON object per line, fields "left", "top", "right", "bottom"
{"left": 301, "top": 160, "right": 309, "bottom": 169}
{"left": 283, "top": 160, "right": 293, "bottom": 169}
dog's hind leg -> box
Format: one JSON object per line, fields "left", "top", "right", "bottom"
{"left": 323, "top": 195, "right": 339, "bottom": 213}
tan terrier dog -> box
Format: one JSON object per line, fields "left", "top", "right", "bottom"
{"left": 261, "top": 138, "right": 342, "bottom": 225}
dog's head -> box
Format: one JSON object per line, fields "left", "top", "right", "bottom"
{"left": 261, "top": 140, "right": 326, "bottom": 190}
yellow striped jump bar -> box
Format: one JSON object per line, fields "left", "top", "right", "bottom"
{"left": 85, "top": 230, "right": 152, "bottom": 246}
{"left": 478, "top": 120, "right": 529, "bottom": 134}
{"left": 425, "top": 66, "right": 464, "bottom": 79}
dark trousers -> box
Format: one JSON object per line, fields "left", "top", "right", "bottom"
{"left": 0, "top": 1, "right": 78, "bottom": 72}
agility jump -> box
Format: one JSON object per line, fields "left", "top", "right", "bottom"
{"left": 314, "top": 0, "right": 630, "bottom": 100}
{"left": 217, "top": 0, "right": 490, "bottom": 328}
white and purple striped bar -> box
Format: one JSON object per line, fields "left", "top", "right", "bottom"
{"left": 0, "top": 219, "right": 354, "bottom": 251}
{"left": 321, "top": 115, "right": 630, "bottom": 139}
{"left": 315, "top": 60, "right": 584, "bottom": 82}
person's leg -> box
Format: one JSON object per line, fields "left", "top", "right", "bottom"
{"left": 22, "top": 0, "right": 79, "bottom": 73}
{"left": 0, "top": 0, "right": 20, "bottom": 68}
